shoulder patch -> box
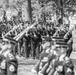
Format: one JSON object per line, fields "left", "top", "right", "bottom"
{"left": 9, "top": 65, "right": 15, "bottom": 72}
{"left": 8, "top": 53, "right": 14, "bottom": 60}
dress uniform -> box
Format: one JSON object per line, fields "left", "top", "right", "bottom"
{"left": 48, "top": 42, "right": 74, "bottom": 75}
{"left": 0, "top": 37, "right": 18, "bottom": 75}
{"left": 35, "top": 32, "right": 42, "bottom": 59}
{"left": 22, "top": 33, "right": 28, "bottom": 57}
{"left": 31, "top": 42, "right": 58, "bottom": 74}
{"left": 37, "top": 42, "right": 60, "bottom": 75}
{"left": 30, "top": 29, "right": 38, "bottom": 59}
{"left": 18, "top": 38, "right": 23, "bottom": 56}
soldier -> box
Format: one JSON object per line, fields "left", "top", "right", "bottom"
{"left": 35, "top": 31, "right": 42, "bottom": 59}
{"left": 31, "top": 41, "right": 57, "bottom": 74}
{"left": 48, "top": 42, "right": 74, "bottom": 75}
{"left": 0, "top": 37, "right": 18, "bottom": 75}
{"left": 18, "top": 38, "right": 23, "bottom": 57}
{"left": 21, "top": 33, "right": 29, "bottom": 58}
{"left": 67, "top": 38, "right": 73, "bottom": 57}
{"left": 37, "top": 42, "right": 59, "bottom": 75}
{"left": 29, "top": 29, "right": 37, "bottom": 59}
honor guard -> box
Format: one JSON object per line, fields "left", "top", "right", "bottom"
{"left": 0, "top": 37, "right": 18, "bottom": 75}
{"left": 48, "top": 42, "right": 74, "bottom": 75}
{"left": 32, "top": 41, "right": 75, "bottom": 75}
{"left": 31, "top": 41, "right": 58, "bottom": 74}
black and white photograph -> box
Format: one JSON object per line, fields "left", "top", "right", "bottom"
{"left": 0, "top": 0, "right": 76, "bottom": 75}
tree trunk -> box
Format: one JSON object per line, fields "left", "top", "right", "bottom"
{"left": 27, "top": 0, "right": 32, "bottom": 22}
{"left": 59, "top": 0, "right": 64, "bottom": 24}
{"left": 22, "top": 0, "right": 32, "bottom": 23}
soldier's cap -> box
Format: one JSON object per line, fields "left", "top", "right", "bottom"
{"left": 52, "top": 37, "right": 65, "bottom": 42}
{"left": 42, "top": 36, "right": 52, "bottom": 41}
{"left": 55, "top": 42, "right": 68, "bottom": 48}
{"left": 3, "top": 36, "right": 17, "bottom": 44}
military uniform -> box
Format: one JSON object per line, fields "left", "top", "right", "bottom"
{"left": 50, "top": 54, "right": 74, "bottom": 75}
{"left": 31, "top": 42, "right": 57, "bottom": 74}
{"left": 18, "top": 38, "right": 23, "bottom": 56}
{"left": 48, "top": 42, "right": 74, "bottom": 75}
{"left": 0, "top": 51, "right": 18, "bottom": 75}
{"left": 0, "top": 37, "right": 18, "bottom": 75}
{"left": 35, "top": 32, "right": 42, "bottom": 59}
{"left": 22, "top": 34, "right": 28, "bottom": 57}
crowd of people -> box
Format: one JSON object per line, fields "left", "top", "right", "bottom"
{"left": 0, "top": 0, "right": 75, "bottom": 75}
{"left": 31, "top": 40, "right": 74, "bottom": 75}
{"left": 0, "top": 8, "right": 73, "bottom": 59}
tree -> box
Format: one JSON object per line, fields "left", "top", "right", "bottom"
{"left": 27, "top": 0, "right": 32, "bottom": 22}
{"left": 22, "top": 0, "right": 32, "bottom": 23}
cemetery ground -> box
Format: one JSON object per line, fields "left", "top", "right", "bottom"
{"left": 17, "top": 52, "right": 76, "bottom": 75}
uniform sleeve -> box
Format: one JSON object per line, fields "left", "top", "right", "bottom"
{"left": 64, "top": 58, "right": 74, "bottom": 75}
{"left": 6, "top": 53, "right": 18, "bottom": 75}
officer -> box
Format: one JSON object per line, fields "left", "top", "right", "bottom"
{"left": 0, "top": 37, "right": 18, "bottom": 75}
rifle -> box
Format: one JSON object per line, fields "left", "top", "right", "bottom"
{"left": 31, "top": 60, "right": 41, "bottom": 74}
{"left": 14, "top": 23, "right": 37, "bottom": 41}
{"left": 53, "top": 25, "right": 64, "bottom": 37}
{"left": 67, "top": 37, "right": 73, "bottom": 45}
{"left": 64, "top": 27, "right": 74, "bottom": 39}
{"left": 4, "top": 23, "right": 22, "bottom": 37}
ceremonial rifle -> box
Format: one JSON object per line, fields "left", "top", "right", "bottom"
{"left": 53, "top": 25, "right": 64, "bottom": 37}
{"left": 64, "top": 28, "right": 74, "bottom": 39}
{"left": 4, "top": 23, "right": 22, "bottom": 37}
{"left": 14, "top": 23, "right": 37, "bottom": 41}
